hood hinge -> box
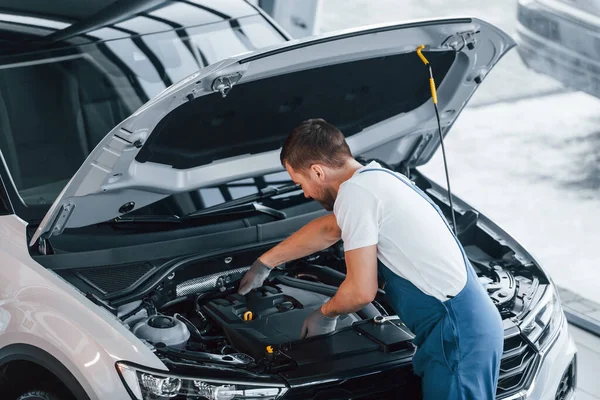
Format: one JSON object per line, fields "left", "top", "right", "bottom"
{"left": 441, "top": 29, "right": 479, "bottom": 52}
{"left": 212, "top": 73, "right": 243, "bottom": 98}
{"left": 40, "top": 202, "right": 75, "bottom": 244}
{"left": 38, "top": 237, "right": 48, "bottom": 255}
{"left": 407, "top": 132, "right": 434, "bottom": 166}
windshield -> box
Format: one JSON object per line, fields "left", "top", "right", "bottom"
{"left": 0, "top": 14, "right": 286, "bottom": 218}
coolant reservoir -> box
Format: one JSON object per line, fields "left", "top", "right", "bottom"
{"left": 132, "top": 315, "right": 190, "bottom": 348}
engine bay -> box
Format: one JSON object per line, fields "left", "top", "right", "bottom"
{"left": 119, "top": 270, "right": 415, "bottom": 375}
{"left": 113, "top": 237, "right": 541, "bottom": 378}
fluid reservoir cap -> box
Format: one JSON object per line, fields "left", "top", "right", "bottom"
{"left": 277, "top": 301, "right": 294, "bottom": 312}
{"left": 132, "top": 315, "right": 190, "bottom": 348}
{"left": 148, "top": 316, "right": 177, "bottom": 329}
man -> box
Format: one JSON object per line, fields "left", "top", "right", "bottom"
{"left": 237, "top": 118, "right": 504, "bottom": 399}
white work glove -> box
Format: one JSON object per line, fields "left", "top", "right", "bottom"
{"left": 237, "top": 258, "right": 272, "bottom": 295}
{"left": 300, "top": 307, "right": 338, "bottom": 339}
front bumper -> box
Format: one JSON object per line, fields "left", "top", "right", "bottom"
{"left": 502, "top": 315, "right": 577, "bottom": 400}
{"left": 515, "top": 0, "right": 600, "bottom": 99}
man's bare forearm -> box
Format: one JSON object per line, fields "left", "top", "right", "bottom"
{"left": 321, "top": 279, "right": 374, "bottom": 317}
{"left": 259, "top": 214, "right": 341, "bottom": 267}
{"left": 321, "top": 245, "right": 379, "bottom": 317}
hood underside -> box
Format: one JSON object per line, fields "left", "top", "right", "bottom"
{"left": 30, "top": 17, "right": 516, "bottom": 245}
{"left": 134, "top": 50, "right": 456, "bottom": 169}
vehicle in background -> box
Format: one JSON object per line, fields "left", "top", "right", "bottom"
{"left": 516, "top": 0, "right": 600, "bottom": 99}
{"left": 248, "top": 0, "right": 323, "bottom": 38}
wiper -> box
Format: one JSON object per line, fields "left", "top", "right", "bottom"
{"left": 113, "top": 204, "right": 286, "bottom": 225}
{"left": 184, "top": 183, "right": 301, "bottom": 218}
{"left": 113, "top": 215, "right": 182, "bottom": 223}
{"left": 112, "top": 183, "right": 299, "bottom": 225}
{"left": 184, "top": 202, "right": 286, "bottom": 220}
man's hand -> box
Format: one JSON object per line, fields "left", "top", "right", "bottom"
{"left": 300, "top": 307, "right": 338, "bottom": 339}
{"left": 237, "top": 258, "right": 272, "bottom": 295}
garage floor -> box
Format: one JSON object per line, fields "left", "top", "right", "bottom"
{"left": 559, "top": 287, "right": 600, "bottom": 399}
{"left": 569, "top": 324, "right": 600, "bottom": 399}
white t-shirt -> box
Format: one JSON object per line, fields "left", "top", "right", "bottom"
{"left": 333, "top": 161, "right": 467, "bottom": 301}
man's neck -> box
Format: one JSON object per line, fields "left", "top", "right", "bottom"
{"left": 331, "top": 159, "right": 364, "bottom": 194}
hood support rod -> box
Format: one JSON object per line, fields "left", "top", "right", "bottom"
{"left": 417, "top": 45, "right": 457, "bottom": 236}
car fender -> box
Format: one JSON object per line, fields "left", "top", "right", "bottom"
{"left": 0, "top": 215, "right": 167, "bottom": 399}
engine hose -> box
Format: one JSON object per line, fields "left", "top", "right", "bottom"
{"left": 220, "top": 345, "right": 236, "bottom": 355}
{"left": 120, "top": 299, "right": 156, "bottom": 321}
{"left": 174, "top": 313, "right": 225, "bottom": 341}
{"left": 119, "top": 302, "right": 146, "bottom": 322}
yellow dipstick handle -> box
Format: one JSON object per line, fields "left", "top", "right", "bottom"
{"left": 416, "top": 45, "right": 438, "bottom": 105}
{"left": 430, "top": 77, "right": 438, "bottom": 104}
{"left": 266, "top": 346, "right": 274, "bottom": 354}
{"left": 416, "top": 45, "right": 429, "bottom": 65}
{"left": 243, "top": 311, "right": 253, "bottom": 321}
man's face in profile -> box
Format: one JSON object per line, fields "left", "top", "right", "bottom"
{"left": 286, "top": 163, "right": 337, "bottom": 211}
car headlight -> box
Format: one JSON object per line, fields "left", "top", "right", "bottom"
{"left": 519, "top": 284, "right": 563, "bottom": 350}
{"left": 116, "top": 362, "right": 288, "bottom": 400}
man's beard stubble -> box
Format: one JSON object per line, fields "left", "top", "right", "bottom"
{"left": 317, "top": 186, "right": 336, "bottom": 211}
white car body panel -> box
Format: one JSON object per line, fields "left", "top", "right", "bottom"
{"left": 0, "top": 215, "right": 166, "bottom": 399}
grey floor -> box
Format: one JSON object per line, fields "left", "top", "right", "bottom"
{"left": 569, "top": 324, "right": 600, "bottom": 399}
{"left": 555, "top": 286, "right": 600, "bottom": 399}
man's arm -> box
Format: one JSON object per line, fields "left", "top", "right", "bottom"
{"left": 237, "top": 213, "right": 341, "bottom": 295}
{"left": 259, "top": 213, "right": 341, "bottom": 267}
{"left": 321, "top": 244, "right": 379, "bottom": 316}
{"left": 300, "top": 181, "right": 381, "bottom": 337}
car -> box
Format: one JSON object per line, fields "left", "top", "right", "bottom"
{"left": 0, "top": 1, "right": 577, "bottom": 399}
{"left": 516, "top": 0, "right": 600, "bottom": 99}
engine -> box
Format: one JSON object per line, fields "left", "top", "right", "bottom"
{"left": 120, "top": 280, "right": 367, "bottom": 365}
{"left": 200, "top": 283, "right": 360, "bottom": 360}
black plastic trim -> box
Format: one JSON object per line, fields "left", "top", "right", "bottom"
{"left": 38, "top": 224, "right": 257, "bottom": 270}
{"left": 35, "top": 209, "right": 327, "bottom": 270}
{"left": 239, "top": 17, "right": 473, "bottom": 63}
{"left": 75, "top": 262, "right": 157, "bottom": 297}
{"left": 109, "top": 238, "right": 283, "bottom": 306}
{"left": 0, "top": 343, "right": 91, "bottom": 400}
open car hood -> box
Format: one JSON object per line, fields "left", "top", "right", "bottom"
{"left": 30, "top": 17, "right": 515, "bottom": 246}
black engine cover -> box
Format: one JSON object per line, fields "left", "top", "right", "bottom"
{"left": 201, "top": 284, "right": 359, "bottom": 360}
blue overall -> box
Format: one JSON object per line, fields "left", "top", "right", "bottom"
{"left": 360, "top": 168, "right": 504, "bottom": 400}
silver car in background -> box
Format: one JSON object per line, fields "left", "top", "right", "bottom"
{"left": 516, "top": 0, "right": 600, "bottom": 99}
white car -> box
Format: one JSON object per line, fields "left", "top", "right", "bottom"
{"left": 0, "top": 2, "right": 577, "bottom": 399}
{"left": 516, "top": 0, "right": 600, "bottom": 99}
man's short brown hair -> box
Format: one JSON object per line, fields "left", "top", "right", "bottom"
{"left": 280, "top": 118, "right": 353, "bottom": 170}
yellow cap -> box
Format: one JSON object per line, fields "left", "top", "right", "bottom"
{"left": 266, "top": 346, "right": 274, "bottom": 354}
{"left": 243, "top": 311, "right": 253, "bottom": 321}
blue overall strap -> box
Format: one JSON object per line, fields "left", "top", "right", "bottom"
{"left": 359, "top": 168, "right": 466, "bottom": 262}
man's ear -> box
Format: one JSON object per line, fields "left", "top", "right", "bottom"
{"left": 311, "top": 164, "right": 326, "bottom": 181}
